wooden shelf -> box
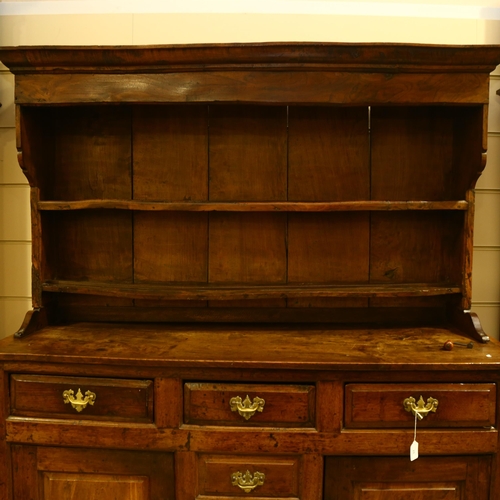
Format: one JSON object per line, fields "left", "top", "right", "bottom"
{"left": 42, "top": 280, "right": 462, "bottom": 301}
{"left": 37, "top": 200, "right": 469, "bottom": 212}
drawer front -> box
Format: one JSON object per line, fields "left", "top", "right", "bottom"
{"left": 10, "top": 374, "right": 154, "bottom": 422}
{"left": 184, "top": 383, "right": 315, "bottom": 427}
{"left": 345, "top": 383, "right": 496, "bottom": 429}
{"left": 198, "top": 454, "right": 300, "bottom": 498}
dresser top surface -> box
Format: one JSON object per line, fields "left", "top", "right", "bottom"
{"left": 1, "top": 323, "right": 499, "bottom": 371}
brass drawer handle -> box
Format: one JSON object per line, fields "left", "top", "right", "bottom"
{"left": 403, "top": 395, "right": 438, "bottom": 420}
{"left": 62, "top": 388, "right": 97, "bottom": 412}
{"left": 230, "top": 395, "right": 265, "bottom": 420}
{"left": 231, "top": 470, "right": 265, "bottom": 493}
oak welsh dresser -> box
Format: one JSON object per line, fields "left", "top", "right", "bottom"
{"left": 1, "top": 43, "right": 500, "bottom": 500}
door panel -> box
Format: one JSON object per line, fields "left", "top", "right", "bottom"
{"left": 325, "top": 456, "right": 490, "bottom": 500}
{"left": 12, "top": 445, "right": 174, "bottom": 500}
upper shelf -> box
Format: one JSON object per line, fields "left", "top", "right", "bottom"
{"left": 37, "top": 200, "right": 469, "bottom": 212}
{"left": 42, "top": 280, "right": 462, "bottom": 301}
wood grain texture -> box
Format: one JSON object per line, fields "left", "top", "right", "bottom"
{"left": 175, "top": 452, "right": 198, "bottom": 500}
{"left": 41, "top": 280, "right": 462, "bottom": 301}
{"left": 2, "top": 43, "right": 500, "bottom": 73}
{"left": 49, "top": 107, "right": 132, "bottom": 201}
{"left": 155, "top": 378, "right": 183, "bottom": 429}
{"left": 53, "top": 304, "right": 448, "bottom": 325}
{"left": 34, "top": 447, "right": 175, "bottom": 500}
{"left": 134, "top": 212, "right": 208, "bottom": 283}
{"left": 301, "top": 455, "right": 323, "bottom": 500}
{"left": 11, "top": 445, "right": 38, "bottom": 500}
{"left": 371, "top": 107, "right": 455, "bottom": 201}
{"left": 184, "top": 382, "right": 315, "bottom": 427}
{"left": 43, "top": 473, "right": 150, "bottom": 500}
{"left": 12, "top": 72, "right": 491, "bottom": 105}
{"left": 462, "top": 189, "right": 475, "bottom": 310}
{"left": 197, "top": 453, "right": 300, "bottom": 497}
{"left": 133, "top": 105, "right": 208, "bottom": 202}
{"left": 209, "top": 213, "right": 287, "bottom": 283}
{"left": 325, "top": 456, "right": 491, "bottom": 500}
{"left": 315, "top": 381, "right": 342, "bottom": 434}
{"left": 288, "top": 213, "right": 370, "bottom": 283}
{"left": 37, "top": 200, "right": 470, "bottom": 211}
{"left": 209, "top": 105, "right": 287, "bottom": 201}
{"left": 1, "top": 323, "right": 499, "bottom": 371}
{"left": 370, "top": 212, "right": 463, "bottom": 285}
{"left": 3, "top": 42, "right": 500, "bottom": 500}
{"left": 288, "top": 106, "right": 369, "bottom": 201}
{"left": 0, "top": 370, "right": 11, "bottom": 500}
{"left": 10, "top": 374, "right": 154, "bottom": 422}
{"left": 5, "top": 419, "right": 497, "bottom": 456}
{"left": 344, "top": 383, "right": 496, "bottom": 428}
{"left": 44, "top": 211, "right": 133, "bottom": 283}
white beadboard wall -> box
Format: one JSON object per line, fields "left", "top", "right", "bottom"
{"left": 0, "top": 1, "right": 500, "bottom": 339}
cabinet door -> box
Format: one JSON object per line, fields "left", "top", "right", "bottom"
{"left": 325, "top": 456, "right": 491, "bottom": 500}
{"left": 12, "top": 445, "right": 174, "bottom": 500}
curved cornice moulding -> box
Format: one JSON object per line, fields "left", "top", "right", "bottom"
{"left": 0, "top": 1, "right": 499, "bottom": 20}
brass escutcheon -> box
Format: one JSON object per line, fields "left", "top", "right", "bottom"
{"left": 229, "top": 395, "right": 265, "bottom": 420}
{"left": 403, "top": 395, "right": 438, "bottom": 420}
{"left": 63, "top": 388, "right": 97, "bottom": 412}
{"left": 231, "top": 470, "right": 265, "bottom": 493}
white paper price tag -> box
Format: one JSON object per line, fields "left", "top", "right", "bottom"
{"left": 410, "top": 410, "right": 419, "bottom": 461}
{"left": 410, "top": 439, "right": 419, "bottom": 461}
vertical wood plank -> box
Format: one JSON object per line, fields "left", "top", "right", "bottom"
{"left": 301, "top": 454, "right": 323, "bottom": 500}
{"left": 371, "top": 107, "right": 454, "bottom": 201}
{"left": 315, "top": 381, "right": 343, "bottom": 434}
{"left": 46, "top": 211, "right": 133, "bottom": 283}
{"left": 50, "top": 107, "right": 132, "bottom": 200}
{"left": 209, "top": 105, "right": 287, "bottom": 201}
{"left": 370, "top": 212, "right": 462, "bottom": 284}
{"left": 288, "top": 106, "right": 369, "bottom": 201}
{"left": 31, "top": 188, "right": 43, "bottom": 308}
{"left": 175, "top": 452, "right": 198, "bottom": 500}
{"left": 155, "top": 378, "right": 183, "bottom": 429}
{"left": 133, "top": 105, "right": 208, "bottom": 201}
{"left": 134, "top": 212, "right": 208, "bottom": 283}
{"left": 11, "top": 445, "right": 38, "bottom": 500}
{"left": 462, "top": 189, "right": 475, "bottom": 310}
{"left": 209, "top": 213, "right": 287, "bottom": 283}
{"left": 0, "top": 369, "right": 12, "bottom": 500}
{"left": 288, "top": 213, "right": 370, "bottom": 283}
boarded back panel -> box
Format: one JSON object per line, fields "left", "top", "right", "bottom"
{"left": 288, "top": 106, "right": 369, "bottom": 201}
{"left": 288, "top": 213, "right": 370, "bottom": 283}
{"left": 45, "top": 211, "right": 133, "bottom": 283}
{"left": 134, "top": 212, "right": 208, "bottom": 283}
{"left": 370, "top": 212, "right": 463, "bottom": 284}
{"left": 209, "top": 105, "right": 287, "bottom": 201}
{"left": 49, "top": 107, "right": 132, "bottom": 200}
{"left": 371, "top": 107, "right": 454, "bottom": 201}
{"left": 209, "top": 213, "right": 287, "bottom": 283}
{"left": 133, "top": 105, "right": 208, "bottom": 201}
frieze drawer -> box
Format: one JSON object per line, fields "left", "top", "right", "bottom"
{"left": 10, "top": 374, "right": 154, "bottom": 422}
{"left": 344, "top": 383, "right": 496, "bottom": 429}
{"left": 184, "top": 383, "right": 315, "bottom": 427}
{"left": 197, "top": 453, "right": 300, "bottom": 499}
